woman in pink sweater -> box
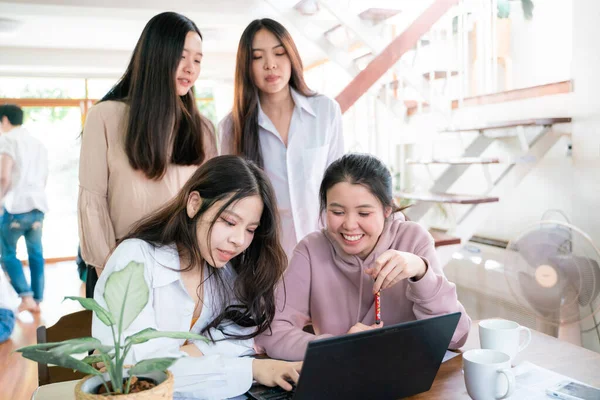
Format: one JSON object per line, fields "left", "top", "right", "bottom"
{"left": 256, "top": 153, "right": 471, "bottom": 361}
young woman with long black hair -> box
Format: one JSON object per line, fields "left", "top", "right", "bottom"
{"left": 93, "top": 156, "right": 301, "bottom": 398}
{"left": 79, "top": 12, "right": 217, "bottom": 294}
{"left": 220, "top": 18, "right": 344, "bottom": 259}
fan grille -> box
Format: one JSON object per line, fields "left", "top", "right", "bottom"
{"left": 504, "top": 221, "right": 600, "bottom": 326}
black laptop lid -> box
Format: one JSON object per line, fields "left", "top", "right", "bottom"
{"left": 292, "top": 312, "right": 461, "bottom": 400}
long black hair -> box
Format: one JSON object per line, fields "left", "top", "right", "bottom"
{"left": 120, "top": 155, "right": 287, "bottom": 340}
{"left": 99, "top": 11, "right": 212, "bottom": 179}
{"left": 319, "top": 153, "right": 405, "bottom": 216}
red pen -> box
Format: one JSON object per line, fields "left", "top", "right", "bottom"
{"left": 375, "top": 290, "right": 381, "bottom": 325}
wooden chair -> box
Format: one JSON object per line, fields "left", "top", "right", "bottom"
{"left": 36, "top": 309, "right": 93, "bottom": 385}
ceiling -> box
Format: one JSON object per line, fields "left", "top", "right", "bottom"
{"left": 0, "top": 0, "right": 421, "bottom": 83}
{"left": 0, "top": 0, "right": 313, "bottom": 81}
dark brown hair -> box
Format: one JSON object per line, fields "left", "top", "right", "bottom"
{"left": 0, "top": 104, "right": 23, "bottom": 126}
{"left": 99, "top": 11, "right": 212, "bottom": 180}
{"left": 231, "top": 18, "right": 314, "bottom": 167}
{"left": 121, "top": 155, "right": 287, "bottom": 340}
{"left": 319, "top": 153, "right": 406, "bottom": 217}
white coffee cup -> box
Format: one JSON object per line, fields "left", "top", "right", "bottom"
{"left": 463, "top": 349, "right": 516, "bottom": 400}
{"left": 479, "top": 319, "right": 532, "bottom": 363}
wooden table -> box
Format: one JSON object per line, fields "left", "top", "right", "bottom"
{"left": 407, "top": 322, "right": 600, "bottom": 399}
{"left": 33, "top": 322, "right": 600, "bottom": 399}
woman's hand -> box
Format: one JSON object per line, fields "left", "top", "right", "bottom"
{"left": 347, "top": 322, "right": 384, "bottom": 335}
{"left": 365, "top": 250, "right": 427, "bottom": 293}
{"left": 91, "top": 349, "right": 104, "bottom": 370}
{"left": 252, "top": 359, "right": 303, "bottom": 391}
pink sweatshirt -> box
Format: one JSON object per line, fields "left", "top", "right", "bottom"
{"left": 256, "top": 217, "right": 472, "bottom": 361}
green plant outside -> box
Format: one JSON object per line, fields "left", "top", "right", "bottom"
{"left": 22, "top": 87, "right": 70, "bottom": 123}
{"left": 497, "top": 0, "right": 511, "bottom": 19}
{"left": 452, "top": 0, "right": 534, "bottom": 33}
{"left": 17, "top": 261, "right": 209, "bottom": 395}
{"left": 497, "top": 0, "right": 534, "bottom": 20}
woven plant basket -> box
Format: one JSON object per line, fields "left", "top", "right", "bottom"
{"left": 74, "top": 369, "right": 174, "bottom": 399}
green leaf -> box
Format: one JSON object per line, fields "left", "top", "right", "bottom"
{"left": 497, "top": 0, "right": 510, "bottom": 18}
{"left": 16, "top": 342, "right": 62, "bottom": 352}
{"left": 129, "top": 358, "right": 178, "bottom": 376}
{"left": 521, "top": 0, "right": 534, "bottom": 20}
{"left": 49, "top": 337, "right": 112, "bottom": 355}
{"left": 125, "top": 328, "right": 210, "bottom": 345}
{"left": 104, "top": 261, "right": 149, "bottom": 332}
{"left": 64, "top": 296, "right": 115, "bottom": 326}
{"left": 19, "top": 348, "right": 102, "bottom": 376}
{"left": 81, "top": 353, "right": 115, "bottom": 364}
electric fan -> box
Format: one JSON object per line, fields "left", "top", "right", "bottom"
{"left": 503, "top": 216, "right": 600, "bottom": 346}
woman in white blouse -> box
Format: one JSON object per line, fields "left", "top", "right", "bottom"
{"left": 92, "top": 156, "right": 300, "bottom": 399}
{"left": 220, "top": 18, "right": 344, "bottom": 259}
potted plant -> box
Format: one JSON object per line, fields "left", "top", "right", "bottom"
{"left": 17, "top": 261, "right": 208, "bottom": 398}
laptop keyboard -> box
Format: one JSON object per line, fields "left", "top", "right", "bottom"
{"left": 247, "top": 384, "right": 296, "bottom": 400}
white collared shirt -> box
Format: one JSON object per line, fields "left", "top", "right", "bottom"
{"left": 0, "top": 126, "right": 49, "bottom": 214}
{"left": 219, "top": 89, "right": 344, "bottom": 257}
{"left": 92, "top": 239, "right": 256, "bottom": 400}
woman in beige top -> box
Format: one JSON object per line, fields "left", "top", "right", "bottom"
{"left": 78, "top": 12, "right": 217, "bottom": 293}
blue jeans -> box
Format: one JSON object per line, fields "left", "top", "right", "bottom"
{"left": 0, "top": 308, "right": 15, "bottom": 343}
{"left": 1, "top": 209, "right": 45, "bottom": 302}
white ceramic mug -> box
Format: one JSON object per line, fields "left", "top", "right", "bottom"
{"left": 479, "top": 319, "right": 532, "bottom": 363}
{"left": 463, "top": 349, "right": 516, "bottom": 400}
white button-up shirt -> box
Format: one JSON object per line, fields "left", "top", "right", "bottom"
{"left": 0, "top": 126, "right": 49, "bottom": 214}
{"left": 219, "top": 89, "right": 344, "bottom": 257}
{"left": 92, "top": 239, "right": 256, "bottom": 400}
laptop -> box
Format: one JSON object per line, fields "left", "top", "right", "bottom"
{"left": 247, "top": 312, "right": 461, "bottom": 400}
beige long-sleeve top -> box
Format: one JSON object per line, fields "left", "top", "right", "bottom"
{"left": 78, "top": 100, "right": 217, "bottom": 269}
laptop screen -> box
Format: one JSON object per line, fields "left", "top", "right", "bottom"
{"left": 291, "top": 312, "right": 461, "bottom": 400}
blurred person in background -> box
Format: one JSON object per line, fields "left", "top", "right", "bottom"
{"left": 0, "top": 269, "right": 17, "bottom": 342}
{"left": 0, "top": 104, "right": 49, "bottom": 313}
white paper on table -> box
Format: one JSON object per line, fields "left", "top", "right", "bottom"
{"left": 510, "top": 361, "right": 585, "bottom": 399}
{"left": 443, "top": 350, "right": 460, "bottom": 363}
{"left": 225, "top": 359, "right": 571, "bottom": 400}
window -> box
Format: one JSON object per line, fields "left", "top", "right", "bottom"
{"left": 0, "top": 77, "right": 219, "bottom": 260}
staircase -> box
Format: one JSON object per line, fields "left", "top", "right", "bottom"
{"left": 266, "top": 1, "right": 573, "bottom": 258}
{"left": 430, "top": 228, "right": 461, "bottom": 247}
{"left": 398, "top": 191, "right": 499, "bottom": 205}
{"left": 265, "top": 0, "right": 460, "bottom": 121}
{"left": 406, "top": 157, "right": 499, "bottom": 165}
{"left": 398, "top": 117, "right": 572, "bottom": 259}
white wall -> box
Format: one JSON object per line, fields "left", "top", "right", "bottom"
{"left": 402, "top": 0, "right": 600, "bottom": 248}
{"left": 441, "top": 0, "right": 598, "bottom": 247}
{"left": 571, "top": 0, "right": 600, "bottom": 275}
{"left": 570, "top": 16, "right": 598, "bottom": 357}
{"left": 508, "top": 0, "right": 572, "bottom": 89}
{"left": 406, "top": 92, "right": 575, "bottom": 241}
{"left": 403, "top": 0, "right": 600, "bottom": 351}
{"left": 213, "top": 84, "right": 234, "bottom": 125}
